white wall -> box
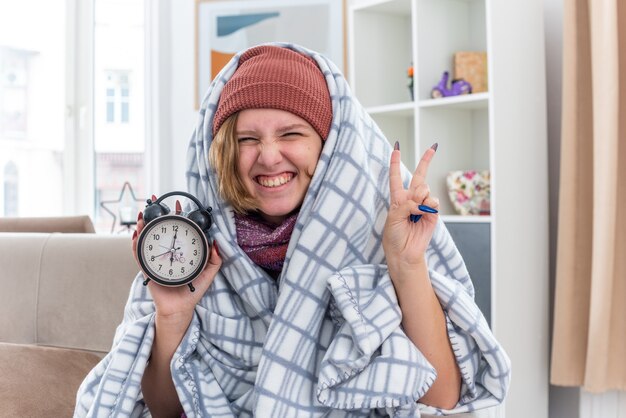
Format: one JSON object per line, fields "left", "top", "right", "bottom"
{"left": 542, "top": 0, "right": 577, "bottom": 416}
{"left": 480, "top": 0, "right": 551, "bottom": 416}
{"left": 168, "top": 0, "right": 198, "bottom": 192}
{"left": 156, "top": 0, "right": 197, "bottom": 194}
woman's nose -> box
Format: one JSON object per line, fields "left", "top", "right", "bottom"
{"left": 257, "top": 140, "right": 282, "bottom": 166}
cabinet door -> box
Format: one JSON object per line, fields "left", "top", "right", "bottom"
{"left": 445, "top": 221, "right": 491, "bottom": 325}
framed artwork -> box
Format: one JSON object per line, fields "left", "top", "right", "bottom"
{"left": 195, "top": 0, "right": 345, "bottom": 108}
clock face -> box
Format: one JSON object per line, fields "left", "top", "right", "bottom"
{"left": 137, "top": 215, "right": 208, "bottom": 286}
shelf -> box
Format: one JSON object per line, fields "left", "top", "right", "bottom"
{"left": 366, "top": 102, "right": 414, "bottom": 116}
{"left": 350, "top": 0, "right": 412, "bottom": 107}
{"left": 418, "top": 92, "right": 489, "bottom": 110}
{"left": 351, "top": 0, "right": 411, "bottom": 15}
{"left": 441, "top": 215, "right": 492, "bottom": 223}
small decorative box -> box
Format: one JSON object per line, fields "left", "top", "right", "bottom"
{"left": 454, "top": 51, "right": 488, "bottom": 93}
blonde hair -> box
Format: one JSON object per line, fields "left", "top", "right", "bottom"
{"left": 209, "top": 113, "right": 259, "bottom": 214}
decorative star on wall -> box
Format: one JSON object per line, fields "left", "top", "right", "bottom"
{"left": 100, "top": 182, "right": 146, "bottom": 233}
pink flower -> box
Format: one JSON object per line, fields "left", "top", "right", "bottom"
{"left": 463, "top": 171, "right": 476, "bottom": 180}
{"left": 456, "top": 191, "right": 469, "bottom": 203}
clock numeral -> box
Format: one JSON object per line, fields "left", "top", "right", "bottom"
{"left": 173, "top": 225, "right": 179, "bottom": 232}
{"left": 150, "top": 256, "right": 155, "bottom": 262}
{"left": 158, "top": 264, "right": 162, "bottom": 271}
{"left": 181, "top": 267, "right": 185, "bottom": 274}
{"left": 148, "top": 244, "right": 153, "bottom": 250}
{"left": 189, "top": 260, "right": 194, "bottom": 266}
{"left": 193, "top": 249, "right": 198, "bottom": 256}
{"left": 168, "top": 269, "right": 173, "bottom": 276}
{"left": 192, "top": 238, "right": 196, "bottom": 244}
{"left": 153, "top": 234, "right": 160, "bottom": 240}
{"left": 161, "top": 226, "right": 167, "bottom": 233}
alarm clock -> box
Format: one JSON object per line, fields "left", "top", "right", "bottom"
{"left": 137, "top": 191, "right": 213, "bottom": 292}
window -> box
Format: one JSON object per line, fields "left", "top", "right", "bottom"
{"left": 0, "top": 1, "right": 66, "bottom": 217}
{"left": 0, "top": 48, "right": 30, "bottom": 138}
{"left": 104, "top": 70, "right": 131, "bottom": 124}
{"left": 0, "top": 0, "right": 150, "bottom": 226}
{"left": 3, "top": 162, "right": 18, "bottom": 216}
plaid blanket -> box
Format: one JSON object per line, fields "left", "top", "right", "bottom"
{"left": 75, "top": 43, "right": 510, "bottom": 418}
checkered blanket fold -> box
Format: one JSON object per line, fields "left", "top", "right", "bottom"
{"left": 75, "top": 43, "right": 510, "bottom": 418}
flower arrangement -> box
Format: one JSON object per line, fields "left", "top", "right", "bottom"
{"left": 446, "top": 170, "right": 491, "bottom": 215}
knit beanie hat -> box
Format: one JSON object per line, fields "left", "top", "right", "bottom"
{"left": 212, "top": 45, "right": 332, "bottom": 139}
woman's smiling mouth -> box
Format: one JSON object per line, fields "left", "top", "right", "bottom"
{"left": 256, "top": 172, "right": 295, "bottom": 188}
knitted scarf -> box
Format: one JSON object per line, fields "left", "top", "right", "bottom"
{"left": 234, "top": 211, "right": 298, "bottom": 277}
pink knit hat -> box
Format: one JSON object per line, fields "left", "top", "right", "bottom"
{"left": 212, "top": 46, "right": 332, "bottom": 139}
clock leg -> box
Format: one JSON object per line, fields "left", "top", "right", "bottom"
{"left": 142, "top": 278, "right": 150, "bottom": 286}
{"left": 188, "top": 283, "right": 195, "bottom": 292}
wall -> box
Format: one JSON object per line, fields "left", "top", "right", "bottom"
{"left": 542, "top": 0, "right": 577, "bottom": 417}
{"left": 159, "top": 0, "right": 196, "bottom": 193}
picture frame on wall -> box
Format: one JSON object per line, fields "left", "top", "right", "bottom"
{"left": 195, "top": 0, "right": 345, "bottom": 109}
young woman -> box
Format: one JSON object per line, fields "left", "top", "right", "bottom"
{"left": 75, "top": 44, "right": 510, "bottom": 418}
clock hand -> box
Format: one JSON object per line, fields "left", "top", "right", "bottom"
{"left": 169, "top": 226, "right": 179, "bottom": 267}
{"left": 169, "top": 230, "right": 177, "bottom": 251}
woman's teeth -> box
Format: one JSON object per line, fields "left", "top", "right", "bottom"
{"left": 257, "top": 173, "right": 293, "bottom": 187}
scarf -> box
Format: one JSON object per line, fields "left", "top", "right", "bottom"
{"left": 234, "top": 211, "right": 298, "bottom": 277}
{"left": 75, "top": 43, "right": 510, "bottom": 418}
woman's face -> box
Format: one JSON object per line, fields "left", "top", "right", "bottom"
{"left": 236, "top": 108, "right": 323, "bottom": 225}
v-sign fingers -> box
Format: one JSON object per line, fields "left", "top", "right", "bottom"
{"left": 389, "top": 142, "right": 404, "bottom": 203}
{"left": 409, "top": 143, "right": 438, "bottom": 190}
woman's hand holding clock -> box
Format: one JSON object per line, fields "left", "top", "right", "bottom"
{"left": 132, "top": 197, "right": 222, "bottom": 322}
{"left": 137, "top": 196, "right": 222, "bottom": 415}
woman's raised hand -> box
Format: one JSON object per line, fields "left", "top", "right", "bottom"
{"left": 131, "top": 196, "right": 222, "bottom": 320}
{"left": 383, "top": 143, "right": 439, "bottom": 280}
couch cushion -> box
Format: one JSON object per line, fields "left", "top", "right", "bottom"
{"left": 0, "top": 234, "right": 46, "bottom": 344}
{"left": 0, "top": 343, "right": 101, "bottom": 417}
{"left": 37, "top": 234, "right": 137, "bottom": 353}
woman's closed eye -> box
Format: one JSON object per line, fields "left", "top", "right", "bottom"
{"left": 279, "top": 131, "right": 306, "bottom": 140}
{"left": 238, "top": 137, "right": 260, "bottom": 145}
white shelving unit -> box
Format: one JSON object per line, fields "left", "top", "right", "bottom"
{"left": 347, "top": 1, "right": 549, "bottom": 417}
{"left": 349, "top": 0, "right": 490, "bottom": 217}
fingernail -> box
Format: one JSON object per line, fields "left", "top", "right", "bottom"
{"left": 418, "top": 204, "right": 439, "bottom": 214}
{"left": 132, "top": 230, "right": 137, "bottom": 240}
{"left": 410, "top": 214, "right": 422, "bottom": 223}
{"left": 151, "top": 194, "right": 157, "bottom": 202}
{"left": 137, "top": 211, "right": 143, "bottom": 221}
{"left": 176, "top": 200, "right": 182, "bottom": 213}
{"left": 213, "top": 240, "right": 220, "bottom": 257}
{"left": 431, "top": 142, "right": 439, "bottom": 152}
{"left": 394, "top": 141, "right": 400, "bottom": 151}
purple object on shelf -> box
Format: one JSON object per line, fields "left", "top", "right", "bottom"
{"left": 431, "top": 71, "right": 472, "bottom": 98}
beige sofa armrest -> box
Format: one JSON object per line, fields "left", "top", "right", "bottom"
{"left": 0, "top": 215, "right": 95, "bottom": 233}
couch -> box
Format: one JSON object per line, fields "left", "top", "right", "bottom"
{"left": 0, "top": 232, "right": 494, "bottom": 418}
{"left": 0, "top": 232, "right": 136, "bottom": 417}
